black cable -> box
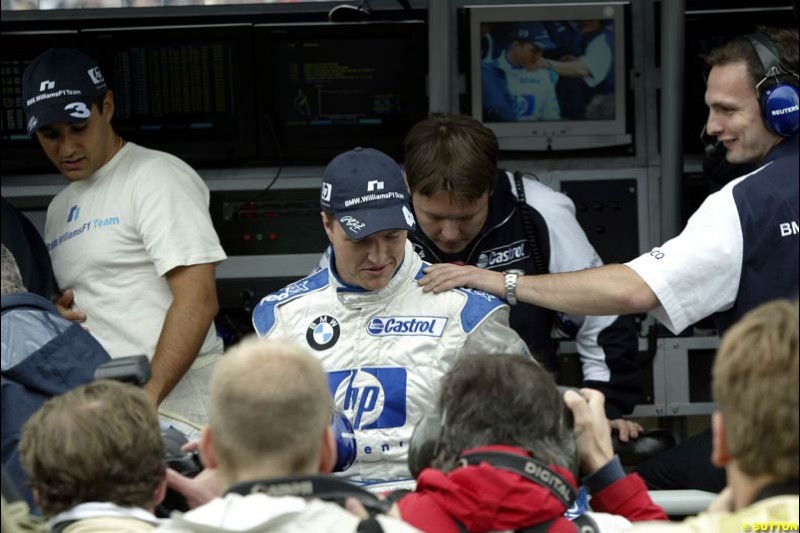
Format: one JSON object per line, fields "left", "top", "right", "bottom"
{"left": 255, "top": 113, "right": 284, "bottom": 200}
{"left": 513, "top": 171, "right": 548, "bottom": 276}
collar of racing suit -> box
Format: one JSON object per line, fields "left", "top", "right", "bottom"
{"left": 329, "top": 239, "right": 423, "bottom": 309}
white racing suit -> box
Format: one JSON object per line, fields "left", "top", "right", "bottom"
{"left": 252, "top": 241, "right": 530, "bottom": 483}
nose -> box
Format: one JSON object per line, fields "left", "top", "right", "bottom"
{"left": 367, "top": 239, "right": 390, "bottom": 265}
{"left": 439, "top": 220, "right": 461, "bottom": 243}
{"left": 58, "top": 132, "right": 78, "bottom": 159}
{"left": 706, "top": 110, "right": 723, "bottom": 137}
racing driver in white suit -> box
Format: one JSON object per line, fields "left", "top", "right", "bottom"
{"left": 253, "top": 147, "right": 530, "bottom": 484}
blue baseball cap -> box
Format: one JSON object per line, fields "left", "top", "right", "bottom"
{"left": 512, "top": 22, "right": 557, "bottom": 51}
{"left": 22, "top": 48, "right": 108, "bottom": 135}
{"left": 320, "top": 147, "right": 416, "bottom": 239}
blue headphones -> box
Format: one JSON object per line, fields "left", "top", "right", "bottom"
{"left": 331, "top": 410, "right": 358, "bottom": 472}
{"left": 746, "top": 32, "right": 799, "bottom": 137}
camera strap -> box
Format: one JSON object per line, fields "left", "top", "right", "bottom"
{"left": 227, "top": 474, "right": 389, "bottom": 531}
{"left": 458, "top": 451, "right": 577, "bottom": 507}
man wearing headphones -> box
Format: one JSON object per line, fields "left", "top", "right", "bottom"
{"left": 419, "top": 26, "right": 799, "bottom": 493}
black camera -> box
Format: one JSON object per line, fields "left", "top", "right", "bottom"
{"left": 157, "top": 426, "right": 204, "bottom": 516}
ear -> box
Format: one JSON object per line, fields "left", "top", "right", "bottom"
{"left": 711, "top": 411, "right": 730, "bottom": 467}
{"left": 321, "top": 211, "right": 336, "bottom": 242}
{"left": 199, "top": 426, "right": 218, "bottom": 470}
{"left": 154, "top": 476, "right": 168, "bottom": 506}
{"left": 319, "top": 425, "right": 337, "bottom": 474}
{"left": 102, "top": 91, "right": 115, "bottom": 122}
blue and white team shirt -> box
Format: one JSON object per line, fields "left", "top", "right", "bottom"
{"left": 491, "top": 52, "right": 561, "bottom": 121}
{"left": 627, "top": 135, "right": 799, "bottom": 334}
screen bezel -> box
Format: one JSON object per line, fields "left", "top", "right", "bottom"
{"left": 469, "top": 2, "right": 629, "bottom": 151}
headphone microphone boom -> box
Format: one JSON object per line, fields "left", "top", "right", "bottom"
{"left": 700, "top": 125, "right": 723, "bottom": 157}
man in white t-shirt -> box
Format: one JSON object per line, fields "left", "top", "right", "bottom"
{"left": 21, "top": 48, "right": 227, "bottom": 425}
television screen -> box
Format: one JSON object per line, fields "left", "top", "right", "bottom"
{"left": 469, "top": 3, "right": 631, "bottom": 151}
{"left": 1, "top": 31, "right": 80, "bottom": 173}
{"left": 255, "top": 22, "right": 428, "bottom": 162}
{"left": 79, "top": 24, "right": 257, "bottom": 166}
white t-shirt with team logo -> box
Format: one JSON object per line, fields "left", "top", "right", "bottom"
{"left": 44, "top": 142, "right": 226, "bottom": 360}
{"left": 492, "top": 51, "right": 561, "bottom": 121}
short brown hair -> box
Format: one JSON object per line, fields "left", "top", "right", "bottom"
{"left": 704, "top": 26, "right": 799, "bottom": 88}
{"left": 712, "top": 300, "right": 799, "bottom": 481}
{"left": 403, "top": 113, "right": 498, "bottom": 202}
{"left": 19, "top": 380, "right": 165, "bottom": 516}
{"left": 208, "top": 337, "right": 332, "bottom": 476}
{"left": 435, "top": 353, "right": 577, "bottom": 475}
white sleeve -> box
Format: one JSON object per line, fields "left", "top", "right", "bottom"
{"left": 626, "top": 184, "right": 743, "bottom": 334}
{"left": 131, "top": 156, "right": 226, "bottom": 276}
{"left": 580, "top": 34, "right": 612, "bottom": 88}
{"left": 517, "top": 177, "right": 603, "bottom": 275}
{"left": 516, "top": 175, "right": 626, "bottom": 382}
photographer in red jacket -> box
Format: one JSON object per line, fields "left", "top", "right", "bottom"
{"left": 397, "top": 353, "right": 666, "bottom": 533}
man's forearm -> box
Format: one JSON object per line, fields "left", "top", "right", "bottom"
{"left": 457, "top": 264, "right": 658, "bottom": 316}
{"left": 421, "top": 263, "right": 660, "bottom": 316}
{"left": 514, "top": 264, "right": 659, "bottom": 316}
{"left": 145, "top": 297, "right": 217, "bottom": 405}
{"left": 548, "top": 58, "right": 591, "bottom": 78}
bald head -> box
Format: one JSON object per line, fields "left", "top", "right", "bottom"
{"left": 207, "top": 337, "right": 332, "bottom": 480}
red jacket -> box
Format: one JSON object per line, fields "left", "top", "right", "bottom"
{"left": 398, "top": 445, "right": 667, "bottom": 533}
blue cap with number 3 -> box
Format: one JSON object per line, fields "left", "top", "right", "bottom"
{"left": 21, "top": 48, "right": 109, "bottom": 135}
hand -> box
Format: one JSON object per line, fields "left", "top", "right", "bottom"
{"left": 563, "top": 388, "right": 615, "bottom": 474}
{"left": 609, "top": 419, "right": 644, "bottom": 443}
{"left": 344, "top": 498, "right": 402, "bottom": 520}
{"left": 55, "top": 289, "right": 86, "bottom": 322}
{"left": 181, "top": 439, "right": 200, "bottom": 454}
{"left": 165, "top": 467, "right": 221, "bottom": 510}
{"left": 418, "top": 264, "right": 498, "bottom": 294}
{"left": 706, "top": 486, "right": 734, "bottom": 513}
{"left": 527, "top": 57, "right": 549, "bottom": 72}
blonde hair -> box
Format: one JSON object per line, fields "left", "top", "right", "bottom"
{"left": 208, "top": 337, "right": 332, "bottom": 476}
{"left": 712, "top": 300, "right": 799, "bottom": 481}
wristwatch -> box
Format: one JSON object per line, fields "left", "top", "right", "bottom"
{"left": 502, "top": 269, "right": 526, "bottom": 306}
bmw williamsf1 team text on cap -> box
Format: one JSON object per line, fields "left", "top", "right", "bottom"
{"left": 21, "top": 48, "right": 108, "bottom": 135}
{"left": 320, "top": 147, "right": 416, "bottom": 239}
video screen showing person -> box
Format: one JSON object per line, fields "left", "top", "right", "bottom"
{"left": 480, "top": 20, "right": 616, "bottom": 123}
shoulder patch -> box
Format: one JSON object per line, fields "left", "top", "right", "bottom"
{"left": 414, "top": 264, "right": 427, "bottom": 281}
{"left": 252, "top": 269, "right": 329, "bottom": 336}
{"left": 456, "top": 287, "right": 506, "bottom": 333}
{"left": 415, "top": 264, "right": 506, "bottom": 333}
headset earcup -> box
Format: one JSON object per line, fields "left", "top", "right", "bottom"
{"left": 761, "top": 81, "right": 800, "bottom": 137}
{"left": 407, "top": 414, "right": 443, "bottom": 479}
{"left": 331, "top": 411, "right": 357, "bottom": 472}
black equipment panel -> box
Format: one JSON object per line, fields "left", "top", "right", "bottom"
{"left": 210, "top": 189, "right": 328, "bottom": 256}
{"left": 560, "top": 178, "right": 640, "bottom": 264}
